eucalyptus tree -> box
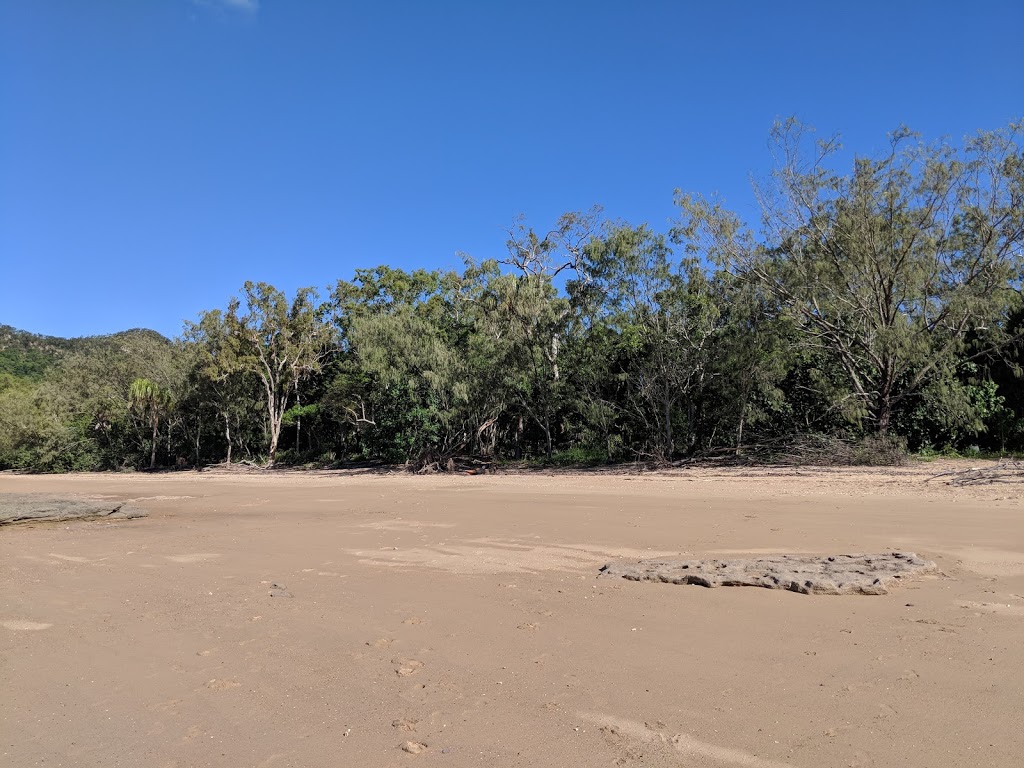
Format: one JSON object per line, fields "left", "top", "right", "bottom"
{"left": 224, "top": 282, "right": 334, "bottom": 463}
{"left": 182, "top": 309, "right": 254, "bottom": 463}
{"left": 500, "top": 207, "right": 603, "bottom": 277}
{"left": 455, "top": 209, "right": 604, "bottom": 459}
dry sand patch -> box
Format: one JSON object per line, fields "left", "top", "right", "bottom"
{"left": 1, "top": 463, "right": 1022, "bottom": 767}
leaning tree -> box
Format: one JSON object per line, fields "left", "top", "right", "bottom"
{"left": 681, "top": 119, "right": 1024, "bottom": 436}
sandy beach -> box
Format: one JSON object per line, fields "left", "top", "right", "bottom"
{"left": 2, "top": 463, "right": 1022, "bottom": 767}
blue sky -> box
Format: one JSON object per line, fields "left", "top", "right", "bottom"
{"left": 2, "top": 1, "right": 1021, "bottom": 339}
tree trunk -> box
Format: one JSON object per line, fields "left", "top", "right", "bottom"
{"left": 224, "top": 412, "right": 232, "bottom": 464}
{"left": 875, "top": 361, "right": 897, "bottom": 436}
{"left": 295, "top": 388, "right": 301, "bottom": 454}
{"left": 662, "top": 396, "right": 674, "bottom": 459}
{"left": 150, "top": 418, "right": 158, "bottom": 469}
{"left": 267, "top": 393, "right": 284, "bottom": 464}
{"left": 876, "top": 401, "right": 892, "bottom": 436}
{"left": 268, "top": 410, "right": 282, "bottom": 463}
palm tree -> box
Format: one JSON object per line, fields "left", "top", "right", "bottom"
{"left": 129, "top": 378, "right": 172, "bottom": 469}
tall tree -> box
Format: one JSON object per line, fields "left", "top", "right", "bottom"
{"left": 129, "top": 378, "right": 172, "bottom": 469}
{"left": 688, "top": 119, "right": 1024, "bottom": 435}
{"left": 226, "top": 282, "right": 333, "bottom": 463}
{"left": 580, "top": 223, "right": 721, "bottom": 458}
{"left": 182, "top": 309, "right": 253, "bottom": 464}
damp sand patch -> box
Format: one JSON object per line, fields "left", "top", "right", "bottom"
{"left": 599, "top": 552, "right": 937, "bottom": 595}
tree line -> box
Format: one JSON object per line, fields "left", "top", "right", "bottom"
{"left": 2, "top": 120, "right": 1022, "bottom": 471}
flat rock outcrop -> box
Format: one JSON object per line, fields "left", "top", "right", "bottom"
{"left": 0, "top": 494, "right": 147, "bottom": 526}
{"left": 599, "top": 552, "right": 937, "bottom": 595}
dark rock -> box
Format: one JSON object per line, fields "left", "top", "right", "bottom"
{"left": 0, "top": 493, "right": 147, "bottom": 526}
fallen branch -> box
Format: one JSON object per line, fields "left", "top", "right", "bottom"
{"left": 927, "top": 461, "right": 1024, "bottom": 486}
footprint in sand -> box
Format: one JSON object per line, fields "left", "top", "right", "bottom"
{"left": 392, "top": 718, "right": 419, "bottom": 732}
{"left": 205, "top": 678, "right": 241, "bottom": 691}
{"left": 48, "top": 553, "right": 93, "bottom": 563}
{"left": 962, "top": 600, "right": 1024, "bottom": 617}
{"left": 394, "top": 659, "right": 425, "bottom": 677}
{"left": 2, "top": 619, "right": 52, "bottom": 631}
{"left": 402, "top": 617, "right": 424, "bottom": 625}
{"left": 149, "top": 698, "right": 183, "bottom": 714}
{"left": 166, "top": 554, "right": 221, "bottom": 564}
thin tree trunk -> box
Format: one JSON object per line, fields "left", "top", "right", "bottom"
{"left": 295, "top": 388, "right": 301, "bottom": 454}
{"left": 876, "top": 360, "right": 896, "bottom": 436}
{"left": 268, "top": 420, "right": 281, "bottom": 463}
{"left": 150, "top": 419, "right": 158, "bottom": 469}
{"left": 267, "top": 394, "right": 283, "bottom": 464}
{"left": 663, "top": 396, "right": 673, "bottom": 459}
{"left": 224, "top": 412, "right": 232, "bottom": 464}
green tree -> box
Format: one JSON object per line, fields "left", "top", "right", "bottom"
{"left": 331, "top": 267, "right": 481, "bottom": 465}
{"left": 692, "top": 119, "right": 1024, "bottom": 436}
{"left": 182, "top": 309, "right": 254, "bottom": 464}
{"left": 129, "top": 378, "right": 172, "bottom": 469}
{"left": 225, "top": 282, "right": 334, "bottom": 464}
{"left": 579, "top": 223, "right": 722, "bottom": 458}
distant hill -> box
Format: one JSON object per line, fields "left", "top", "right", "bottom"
{"left": 0, "top": 325, "right": 171, "bottom": 379}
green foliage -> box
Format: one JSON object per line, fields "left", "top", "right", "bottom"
{"left": 0, "top": 347, "right": 55, "bottom": 379}
{"left": 547, "top": 446, "right": 608, "bottom": 466}
{"left": 2, "top": 120, "right": 1023, "bottom": 471}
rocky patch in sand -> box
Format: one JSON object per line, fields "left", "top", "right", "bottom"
{"left": 0, "top": 494, "right": 147, "bottom": 526}
{"left": 599, "top": 552, "right": 937, "bottom": 595}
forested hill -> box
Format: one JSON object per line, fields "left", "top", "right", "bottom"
{"left": 0, "top": 325, "right": 170, "bottom": 379}
{"left": 2, "top": 120, "right": 1023, "bottom": 472}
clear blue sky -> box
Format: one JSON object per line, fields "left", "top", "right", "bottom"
{"left": 2, "top": 1, "right": 1021, "bottom": 339}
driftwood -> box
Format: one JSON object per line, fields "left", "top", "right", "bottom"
{"left": 414, "top": 456, "right": 494, "bottom": 475}
{"left": 926, "top": 461, "right": 1024, "bottom": 486}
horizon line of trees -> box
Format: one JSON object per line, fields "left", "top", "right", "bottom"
{"left": 2, "top": 119, "right": 1023, "bottom": 471}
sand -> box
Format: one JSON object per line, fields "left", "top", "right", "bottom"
{"left": 1, "top": 461, "right": 1022, "bottom": 767}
